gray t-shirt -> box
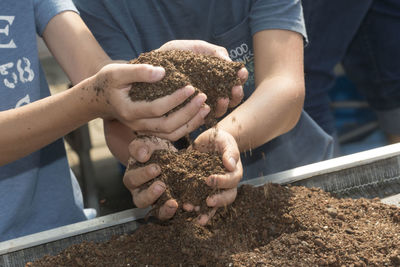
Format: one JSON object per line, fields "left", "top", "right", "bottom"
{"left": 75, "top": 0, "right": 333, "bottom": 179}
{"left": 0, "top": 0, "right": 86, "bottom": 241}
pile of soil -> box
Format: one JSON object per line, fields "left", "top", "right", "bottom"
{"left": 129, "top": 50, "right": 244, "bottom": 125}
{"left": 30, "top": 182, "right": 400, "bottom": 266}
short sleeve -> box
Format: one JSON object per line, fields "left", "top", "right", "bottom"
{"left": 34, "top": 0, "right": 78, "bottom": 36}
{"left": 249, "top": 0, "right": 308, "bottom": 42}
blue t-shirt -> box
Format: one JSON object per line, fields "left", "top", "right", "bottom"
{"left": 75, "top": 0, "right": 334, "bottom": 179}
{"left": 0, "top": 0, "right": 86, "bottom": 242}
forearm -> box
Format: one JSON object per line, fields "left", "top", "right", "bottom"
{"left": 0, "top": 78, "right": 98, "bottom": 165}
{"left": 104, "top": 120, "right": 136, "bottom": 165}
{"left": 217, "top": 76, "right": 304, "bottom": 152}
{"left": 42, "top": 11, "right": 111, "bottom": 84}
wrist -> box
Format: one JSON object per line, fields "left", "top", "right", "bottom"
{"left": 72, "top": 75, "right": 109, "bottom": 120}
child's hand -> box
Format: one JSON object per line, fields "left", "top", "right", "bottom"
{"left": 158, "top": 40, "right": 248, "bottom": 117}
{"left": 184, "top": 127, "right": 243, "bottom": 225}
{"left": 88, "top": 63, "right": 210, "bottom": 141}
{"left": 123, "top": 137, "right": 179, "bottom": 220}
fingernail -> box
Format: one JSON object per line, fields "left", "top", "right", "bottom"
{"left": 152, "top": 66, "right": 165, "bottom": 79}
{"left": 184, "top": 86, "right": 195, "bottom": 97}
{"left": 195, "top": 93, "right": 207, "bottom": 106}
{"left": 208, "top": 197, "right": 217, "bottom": 207}
{"left": 138, "top": 147, "right": 148, "bottom": 160}
{"left": 207, "top": 176, "right": 216, "bottom": 187}
{"left": 153, "top": 184, "right": 165, "bottom": 195}
{"left": 200, "top": 105, "right": 210, "bottom": 118}
{"left": 151, "top": 165, "right": 160, "bottom": 175}
{"left": 167, "top": 203, "right": 176, "bottom": 210}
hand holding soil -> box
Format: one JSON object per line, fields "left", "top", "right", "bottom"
{"left": 85, "top": 62, "right": 210, "bottom": 139}
{"left": 156, "top": 40, "right": 248, "bottom": 114}
{"left": 186, "top": 128, "right": 243, "bottom": 225}
{"left": 124, "top": 128, "right": 242, "bottom": 225}
{"left": 124, "top": 47, "right": 245, "bottom": 223}
{"left": 128, "top": 49, "right": 245, "bottom": 130}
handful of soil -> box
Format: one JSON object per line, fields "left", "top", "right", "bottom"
{"left": 127, "top": 148, "right": 227, "bottom": 215}
{"left": 129, "top": 49, "right": 244, "bottom": 126}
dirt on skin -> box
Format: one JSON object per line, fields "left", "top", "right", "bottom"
{"left": 30, "top": 182, "right": 400, "bottom": 266}
{"left": 128, "top": 50, "right": 244, "bottom": 126}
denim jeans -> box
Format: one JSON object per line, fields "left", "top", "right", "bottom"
{"left": 302, "top": 0, "right": 400, "bottom": 136}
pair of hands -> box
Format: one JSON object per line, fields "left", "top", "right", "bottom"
{"left": 86, "top": 40, "right": 246, "bottom": 224}
{"left": 123, "top": 128, "right": 243, "bottom": 225}
{"left": 89, "top": 40, "right": 247, "bottom": 141}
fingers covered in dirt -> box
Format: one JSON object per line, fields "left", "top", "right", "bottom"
{"left": 123, "top": 89, "right": 209, "bottom": 141}
{"left": 183, "top": 187, "right": 238, "bottom": 226}
{"left": 124, "top": 160, "right": 178, "bottom": 220}
{"left": 184, "top": 128, "right": 242, "bottom": 225}
{"left": 206, "top": 187, "right": 238, "bottom": 208}
{"left": 196, "top": 208, "right": 217, "bottom": 226}
{"left": 124, "top": 166, "right": 178, "bottom": 220}
{"left": 192, "top": 127, "right": 243, "bottom": 181}
{"left": 157, "top": 199, "right": 179, "bottom": 220}
{"left": 88, "top": 63, "right": 208, "bottom": 140}
{"left": 214, "top": 98, "right": 230, "bottom": 118}
{"left": 226, "top": 67, "right": 248, "bottom": 109}
{"left": 134, "top": 96, "right": 210, "bottom": 141}
{"left": 123, "top": 162, "right": 161, "bottom": 191}
{"left": 124, "top": 137, "right": 180, "bottom": 220}
{"left": 215, "top": 67, "right": 247, "bottom": 116}
{"left": 89, "top": 63, "right": 165, "bottom": 118}
{"left": 128, "top": 136, "right": 177, "bottom": 163}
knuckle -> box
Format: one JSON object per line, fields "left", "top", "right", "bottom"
{"left": 219, "top": 47, "right": 229, "bottom": 56}
{"left": 134, "top": 191, "right": 152, "bottom": 208}
{"left": 117, "top": 108, "right": 132, "bottom": 122}
{"left": 147, "top": 107, "right": 161, "bottom": 117}
{"left": 103, "top": 67, "right": 117, "bottom": 81}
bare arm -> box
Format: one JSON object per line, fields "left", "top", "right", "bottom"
{"left": 217, "top": 29, "right": 305, "bottom": 151}
{"left": 42, "top": 11, "right": 110, "bottom": 83}
{"left": 0, "top": 12, "right": 108, "bottom": 165}
{"left": 0, "top": 12, "right": 207, "bottom": 165}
